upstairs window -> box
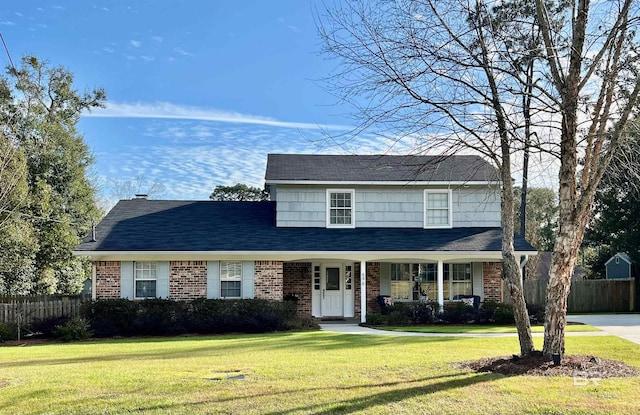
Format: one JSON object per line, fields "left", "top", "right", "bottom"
{"left": 327, "top": 189, "right": 355, "bottom": 228}
{"left": 424, "top": 190, "right": 452, "bottom": 228}
{"left": 134, "top": 261, "right": 157, "bottom": 299}
{"left": 220, "top": 261, "right": 242, "bottom": 298}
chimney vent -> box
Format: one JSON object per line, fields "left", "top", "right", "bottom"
{"left": 134, "top": 194, "right": 148, "bottom": 200}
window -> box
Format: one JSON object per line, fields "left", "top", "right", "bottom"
{"left": 391, "top": 264, "right": 412, "bottom": 300}
{"left": 389, "top": 262, "right": 472, "bottom": 301}
{"left": 221, "top": 261, "right": 242, "bottom": 298}
{"left": 449, "top": 263, "right": 472, "bottom": 299}
{"left": 134, "top": 261, "right": 157, "bottom": 298}
{"left": 424, "top": 190, "right": 452, "bottom": 228}
{"left": 327, "top": 189, "right": 355, "bottom": 228}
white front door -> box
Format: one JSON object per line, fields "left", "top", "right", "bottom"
{"left": 322, "top": 264, "right": 343, "bottom": 317}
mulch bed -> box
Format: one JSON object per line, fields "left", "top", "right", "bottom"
{"left": 459, "top": 351, "right": 639, "bottom": 378}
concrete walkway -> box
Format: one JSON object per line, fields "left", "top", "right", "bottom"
{"left": 567, "top": 314, "right": 640, "bottom": 345}
{"left": 319, "top": 323, "right": 610, "bottom": 338}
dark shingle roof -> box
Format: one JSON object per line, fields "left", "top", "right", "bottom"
{"left": 76, "top": 200, "right": 534, "bottom": 253}
{"left": 265, "top": 154, "right": 500, "bottom": 182}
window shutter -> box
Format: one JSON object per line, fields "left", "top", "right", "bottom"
{"left": 207, "top": 261, "right": 220, "bottom": 299}
{"left": 120, "top": 261, "right": 134, "bottom": 300}
{"left": 379, "top": 263, "right": 391, "bottom": 296}
{"left": 242, "top": 261, "right": 255, "bottom": 299}
{"left": 156, "top": 261, "right": 170, "bottom": 298}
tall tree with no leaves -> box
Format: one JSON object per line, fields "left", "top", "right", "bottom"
{"left": 319, "top": 0, "right": 545, "bottom": 355}
{"left": 534, "top": 0, "right": 640, "bottom": 358}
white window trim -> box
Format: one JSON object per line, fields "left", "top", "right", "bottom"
{"left": 423, "top": 189, "right": 453, "bottom": 229}
{"left": 220, "top": 260, "right": 242, "bottom": 299}
{"left": 388, "top": 262, "right": 472, "bottom": 302}
{"left": 134, "top": 261, "right": 157, "bottom": 299}
{"left": 326, "top": 189, "right": 356, "bottom": 228}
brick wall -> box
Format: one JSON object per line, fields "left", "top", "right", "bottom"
{"left": 95, "top": 261, "right": 121, "bottom": 299}
{"left": 483, "top": 262, "right": 503, "bottom": 301}
{"left": 169, "top": 261, "right": 207, "bottom": 300}
{"left": 283, "top": 262, "right": 312, "bottom": 316}
{"left": 255, "top": 261, "right": 283, "bottom": 301}
{"left": 354, "top": 262, "right": 381, "bottom": 318}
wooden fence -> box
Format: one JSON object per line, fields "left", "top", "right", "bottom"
{"left": 0, "top": 296, "right": 83, "bottom": 325}
{"left": 504, "top": 278, "right": 636, "bottom": 312}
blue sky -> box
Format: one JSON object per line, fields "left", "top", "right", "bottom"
{"left": 1, "top": 1, "right": 405, "bottom": 204}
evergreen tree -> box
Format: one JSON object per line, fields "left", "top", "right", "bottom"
{"left": 0, "top": 56, "right": 105, "bottom": 294}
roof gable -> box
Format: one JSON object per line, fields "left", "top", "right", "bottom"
{"left": 265, "top": 154, "right": 500, "bottom": 183}
{"left": 605, "top": 252, "right": 633, "bottom": 266}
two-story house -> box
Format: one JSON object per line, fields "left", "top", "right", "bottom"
{"left": 74, "top": 154, "right": 536, "bottom": 322}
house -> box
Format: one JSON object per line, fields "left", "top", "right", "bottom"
{"left": 605, "top": 253, "right": 636, "bottom": 279}
{"left": 74, "top": 154, "right": 537, "bottom": 322}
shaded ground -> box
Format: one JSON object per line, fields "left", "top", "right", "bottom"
{"left": 459, "top": 351, "right": 639, "bottom": 378}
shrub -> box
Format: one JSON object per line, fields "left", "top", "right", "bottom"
{"left": 410, "top": 301, "right": 437, "bottom": 324}
{"left": 29, "top": 316, "right": 70, "bottom": 338}
{"left": 438, "top": 302, "right": 476, "bottom": 324}
{"left": 365, "top": 313, "right": 388, "bottom": 325}
{"left": 81, "top": 298, "right": 308, "bottom": 337}
{"left": 53, "top": 318, "right": 92, "bottom": 342}
{"left": 81, "top": 299, "right": 140, "bottom": 337}
{"left": 0, "top": 322, "right": 17, "bottom": 342}
{"left": 492, "top": 303, "right": 515, "bottom": 325}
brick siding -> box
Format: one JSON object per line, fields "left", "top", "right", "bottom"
{"left": 95, "top": 261, "right": 121, "bottom": 299}
{"left": 483, "top": 262, "right": 503, "bottom": 301}
{"left": 283, "top": 262, "right": 312, "bottom": 316}
{"left": 254, "top": 261, "right": 283, "bottom": 301}
{"left": 169, "top": 261, "right": 207, "bottom": 300}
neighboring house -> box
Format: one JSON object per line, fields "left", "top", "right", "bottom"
{"left": 74, "top": 154, "right": 536, "bottom": 322}
{"left": 605, "top": 253, "right": 635, "bottom": 279}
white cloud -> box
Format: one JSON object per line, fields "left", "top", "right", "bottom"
{"left": 14, "top": 12, "right": 24, "bottom": 17}
{"left": 173, "top": 47, "right": 192, "bottom": 56}
{"left": 130, "top": 40, "right": 141, "bottom": 47}
{"left": 152, "top": 36, "right": 163, "bottom": 43}
{"left": 140, "top": 55, "right": 154, "bottom": 62}
{"left": 103, "top": 47, "right": 114, "bottom": 53}
{"left": 0, "top": 20, "right": 16, "bottom": 26}
{"left": 84, "top": 101, "right": 353, "bottom": 131}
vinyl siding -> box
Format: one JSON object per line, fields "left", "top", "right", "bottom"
{"left": 274, "top": 185, "right": 500, "bottom": 228}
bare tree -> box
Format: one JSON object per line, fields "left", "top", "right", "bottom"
{"left": 108, "top": 174, "right": 166, "bottom": 201}
{"left": 534, "top": 0, "right": 640, "bottom": 359}
{"left": 318, "top": 0, "right": 549, "bottom": 355}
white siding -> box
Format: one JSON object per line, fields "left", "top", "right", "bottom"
{"left": 275, "top": 185, "right": 500, "bottom": 228}
{"left": 472, "top": 262, "right": 484, "bottom": 300}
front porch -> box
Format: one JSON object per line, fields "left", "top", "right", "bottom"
{"left": 282, "top": 260, "right": 506, "bottom": 322}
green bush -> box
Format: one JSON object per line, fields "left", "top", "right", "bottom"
{"left": 492, "top": 303, "right": 515, "bottom": 325}
{"left": 0, "top": 322, "right": 18, "bottom": 341}
{"left": 81, "top": 298, "right": 308, "bottom": 337}
{"left": 29, "top": 316, "right": 70, "bottom": 338}
{"left": 53, "top": 318, "right": 92, "bottom": 342}
{"left": 365, "top": 313, "right": 388, "bottom": 325}
{"left": 81, "top": 298, "right": 140, "bottom": 337}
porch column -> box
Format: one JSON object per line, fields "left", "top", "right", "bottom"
{"left": 437, "top": 260, "right": 444, "bottom": 312}
{"left": 360, "top": 260, "right": 366, "bottom": 323}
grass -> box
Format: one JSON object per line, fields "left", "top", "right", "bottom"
{"left": 1, "top": 332, "right": 639, "bottom": 415}
{"left": 379, "top": 324, "right": 601, "bottom": 334}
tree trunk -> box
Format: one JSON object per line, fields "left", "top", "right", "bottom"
{"left": 498, "top": 113, "right": 535, "bottom": 356}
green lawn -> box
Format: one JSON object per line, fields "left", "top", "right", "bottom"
{"left": 378, "top": 324, "right": 601, "bottom": 334}
{"left": 1, "top": 332, "right": 639, "bottom": 415}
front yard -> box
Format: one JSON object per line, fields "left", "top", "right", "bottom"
{"left": 1, "top": 332, "right": 639, "bottom": 414}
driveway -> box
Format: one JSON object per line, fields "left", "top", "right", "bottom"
{"left": 568, "top": 314, "right": 640, "bottom": 345}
